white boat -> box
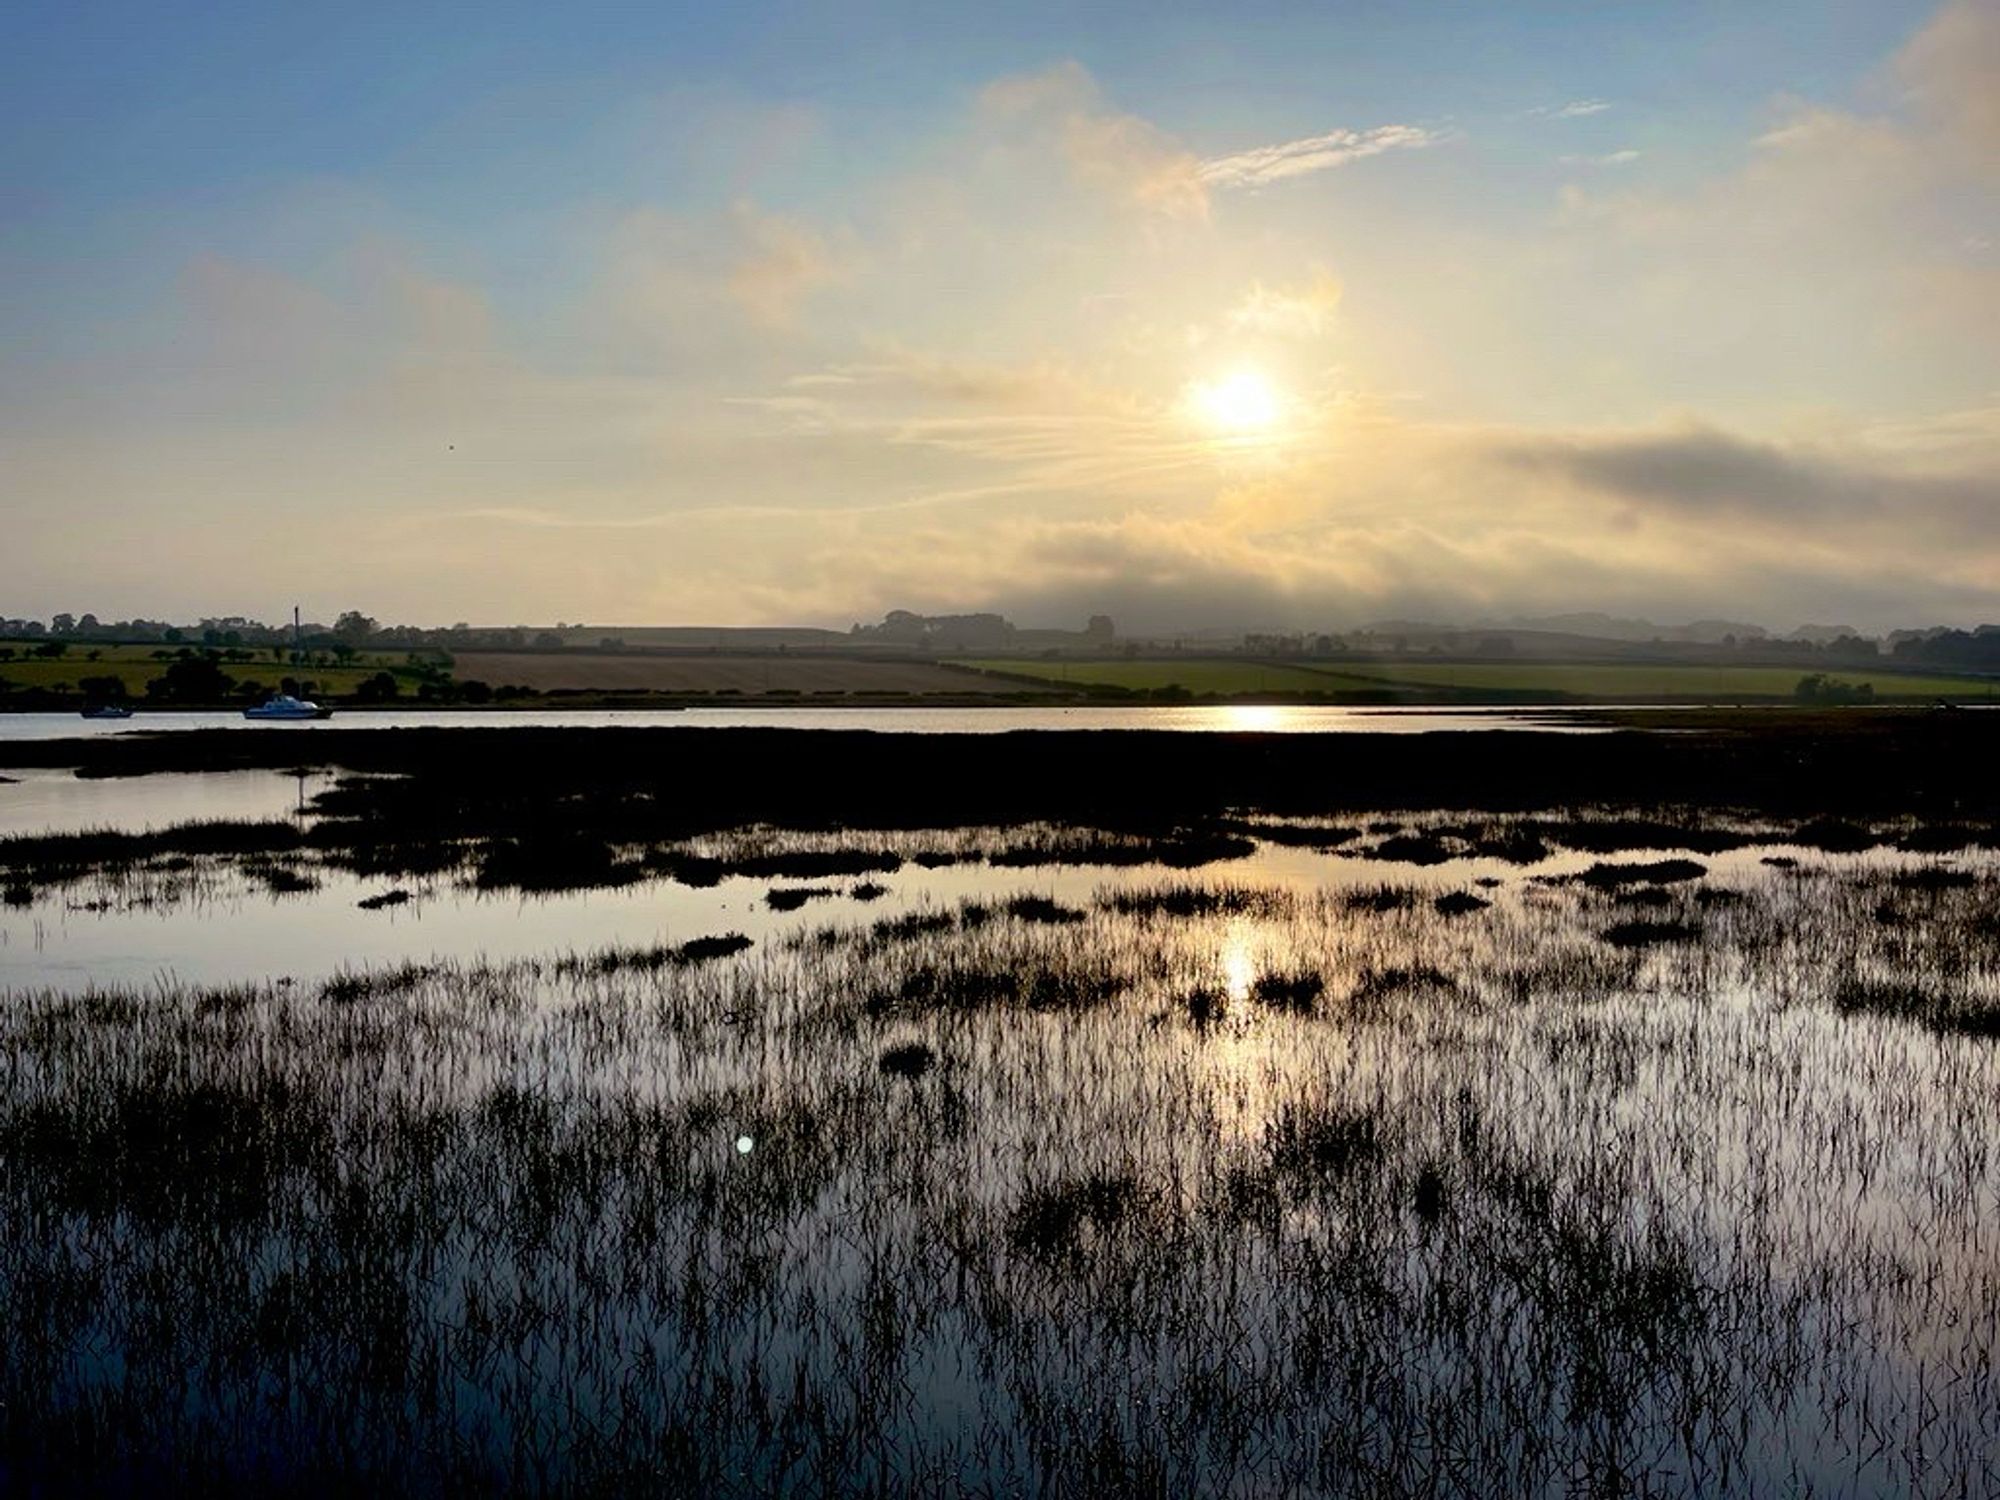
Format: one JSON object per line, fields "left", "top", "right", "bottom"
{"left": 244, "top": 693, "right": 331, "bottom": 722}
{"left": 80, "top": 704, "right": 134, "bottom": 720}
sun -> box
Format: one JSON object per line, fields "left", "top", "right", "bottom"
{"left": 1191, "top": 368, "right": 1283, "bottom": 433}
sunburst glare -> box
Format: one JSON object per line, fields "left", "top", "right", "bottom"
{"left": 1189, "top": 368, "right": 1284, "bottom": 434}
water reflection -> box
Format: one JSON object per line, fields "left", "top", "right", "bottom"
{"left": 0, "top": 703, "right": 1620, "bottom": 740}
{"left": 0, "top": 814, "right": 1953, "bottom": 995}
{"left": 0, "top": 768, "right": 331, "bottom": 838}
{"left": 1219, "top": 920, "right": 1258, "bottom": 1003}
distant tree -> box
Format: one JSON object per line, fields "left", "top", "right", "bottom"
{"left": 458, "top": 679, "right": 493, "bottom": 705}
{"left": 354, "top": 671, "right": 400, "bottom": 703}
{"left": 32, "top": 641, "right": 67, "bottom": 659}
{"left": 148, "top": 655, "right": 234, "bottom": 703}
{"left": 50, "top": 613, "right": 76, "bottom": 636}
{"left": 77, "top": 613, "right": 100, "bottom": 635}
{"left": 163, "top": 627, "right": 183, "bottom": 644}
{"left": 333, "top": 611, "right": 379, "bottom": 644}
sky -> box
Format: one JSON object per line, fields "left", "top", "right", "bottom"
{"left": 2, "top": 0, "right": 1996, "bottom": 633}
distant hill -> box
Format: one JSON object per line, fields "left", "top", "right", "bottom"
{"left": 547, "top": 625, "right": 853, "bottom": 650}
{"left": 1465, "top": 613, "right": 1772, "bottom": 644}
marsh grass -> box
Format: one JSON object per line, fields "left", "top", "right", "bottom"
{"left": 1, "top": 816, "right": 1997, "bottom": 1494}
{"left": 1832, "top": 974, "right": 2000, "bottom": 1040}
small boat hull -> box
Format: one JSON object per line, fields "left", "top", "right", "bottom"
{"left": 80, "top": 706, "right": 134, "bottom": 720}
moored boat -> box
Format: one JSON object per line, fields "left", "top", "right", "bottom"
{"left": 244, "top": 693, "right": 331, "bottom": 722}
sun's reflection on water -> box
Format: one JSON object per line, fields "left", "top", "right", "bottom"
{"left": 1203, "top": 917, "right": 1306, "bottom": 1143}
{"left": 1220, "top": 921, "right": 1258, "bottom": 1004}
{"left": 1218, "top": 703, "right": 1290, "bottom": 733}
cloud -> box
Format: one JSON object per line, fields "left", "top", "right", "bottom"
{"left": 1061, "top": 110, "right": 1211, "bottom": 219}
{"left": 1540, "top": 5, "right": 1999, "bottom": 415}
{"left": 1535, "top": 99, "right": 1612, "bottom": 119}
{"left": 1492, "top": 421, "right": 1996, "bottom": 544}
{"left": 725, "top": 201, "right": 848, "bottom": 328}
{"left": 660, "top": 337, "right": 2000, "bottom": 632}
{"left": 980, "top": 61, "right": 1209, "bottom": 219}
{"left": 981, "top": 64, "right": 1441, "bottom": 211}
{"left": 1560, "top": 150, "right": 1641, "bottom": 167}
{"left": 1198, "top": 124, "right": 1444, "bottom": 189}
{"left": 1896, "top": 0, "right": 2000, "bottom": 159}
{"left": 1227, "top": 270, "right": 1344, "bottom": 337}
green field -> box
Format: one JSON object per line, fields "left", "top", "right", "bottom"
{"left": 0, "top": 640, "right": 428, "bottom": 701}
{"left": 971, "top": 657, "right": 1999, "bottom": 702}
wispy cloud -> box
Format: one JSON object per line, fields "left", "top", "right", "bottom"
{"left": 1228, "top": 269, "right": 1344, "bottom": 336}
{"left": 1560, "top": 149, "right": 1641, "bottom": 167}
{"left": 1198, "top": 124, "right": 1444, "bottom": 189}
{"left": 1536, "top": 98, "right": 1612, "bottom": 119}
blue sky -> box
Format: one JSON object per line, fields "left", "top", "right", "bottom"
{"left": 3, "top": 1, "right": 1995, "bottom": 629}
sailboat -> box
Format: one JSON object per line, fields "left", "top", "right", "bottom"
{"left": 245, "top": 606, "right": 335, "bottom": 721}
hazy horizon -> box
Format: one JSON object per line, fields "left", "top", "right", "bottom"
{"left": 5, "top": 1, "right": 1996, "bottom": 633}
{"left": 10, "top": 603, "right": 1998, "bottom": 644}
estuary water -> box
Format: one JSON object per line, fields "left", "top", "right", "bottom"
{"left": 0, "top": 703, "right": 1619, "bottom": 739}
{"left": 0, "top": 759, "right": 1929, "bottom": 993}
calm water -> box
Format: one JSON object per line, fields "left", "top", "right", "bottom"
{"left": 0, "top": 704, "right": 1619, "bottom": 739}
{"left": 0, "top": 764, "right": 1915, "bottom": 992}
{"left": 0, "top": 764, "right": 1617, "bottom": 994}
{"left": 0, "top": 766, "right": 331, "bottom": 837}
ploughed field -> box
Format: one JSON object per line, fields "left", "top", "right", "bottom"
{"left": 2, "top": 732, "right": 1998, "bottom": 1495}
